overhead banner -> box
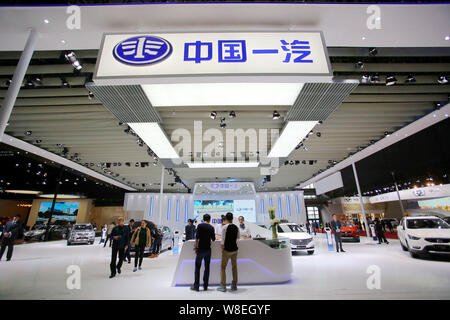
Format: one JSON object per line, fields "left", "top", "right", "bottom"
{"left": 314, "top": 171, "right": 343, "bottom": 195}
{"left": 94, "top": 32, "right": 332, "bottom": 84}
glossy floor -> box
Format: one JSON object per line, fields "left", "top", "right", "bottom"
{"left": 0, "top": 235, "right": 449, "bottom": 299}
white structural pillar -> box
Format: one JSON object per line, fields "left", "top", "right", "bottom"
{"left": 351, "top": 162, "right": 371, "bottom": 241}
{"left": 391, "top": 172, "right": 406, "bottom": 216}
{"left": 158, "top": 165, "right": 165, "bottom": 226}
{"left": 0, "top": 28, "right": 39, "bottom": 139}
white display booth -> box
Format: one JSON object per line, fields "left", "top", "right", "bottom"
{"left": 123, "top": 182, "right": 307, "bottom": 232}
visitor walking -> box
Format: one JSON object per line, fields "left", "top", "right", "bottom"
{"left": 103, "top": 222, "right": 115, "bottom": 248}
{"left": 191, "top": 214, "right": 215, "bottom": 292}
{"left": 217, "top": 212, "right": 240, "bottom": 292}
{"left": 109, "top": 217, "right": 129, "bottom": 279}
{"left": 131, "top": 220, "right": 151, "bottom": 272}
{"left": 0, "top": 215, "right": 22, "bottom": 261}
{"left": 99, "top": 224, "right": 107, "bottom": 244}
{"left": 150, "top": 226, "right": 163, "bottom": 258}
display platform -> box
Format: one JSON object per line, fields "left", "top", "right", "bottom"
{"left": 171, "top": 238, "right": 293, "bottom": 286}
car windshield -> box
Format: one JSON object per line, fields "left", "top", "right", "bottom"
{"left": 280, "top": 224, "right": 305, "bottom": 233}
{"left": 74, "top": 225, "right": 92, "bottom": 230}
{"left": 341, "top": 221, "right": 354, "bottom": 227}
{"left": 407, "top": 219, "right": 450, "bottom": 229}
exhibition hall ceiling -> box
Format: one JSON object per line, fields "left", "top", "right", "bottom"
{"left": 1, "top": 47, "right": 449, "bottom": 192}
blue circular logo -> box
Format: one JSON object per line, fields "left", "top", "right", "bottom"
{"left": 113, "top": 35, "right": 172, "bottom": 66}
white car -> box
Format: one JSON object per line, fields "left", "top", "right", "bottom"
{"left": 397, "top": 216, "right": 450, "bottom": 258}
{"left": 270, "top": 223, "right": 314, "bottom": 255}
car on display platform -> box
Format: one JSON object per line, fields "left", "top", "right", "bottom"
{"left": 24, "top": 224, "right": 69, "bottom": 242}
{"left": 129, "top": 221, "right": 174, "bottom": 257}
{"left": 397, "top": 216, "right": 450, "bottom": 258}
{"left": 442, "top": 216, "right": 450, "bottom": 225}
{"left": 270, "top": 223, "right": 314, "bottom": 255}
{"left": 340, "top": 220, "right": 360, "bottom": 242}
{"left": 67, "top": 223, "right": 96, "bottom": 245}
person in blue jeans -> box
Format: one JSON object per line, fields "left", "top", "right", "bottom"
{"left": 191, "top": 214, "right": 216, "bottom": 292}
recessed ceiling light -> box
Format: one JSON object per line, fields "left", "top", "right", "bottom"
{"left": 361, "top": 36, "right": 366, "bottom": 40}
{"left": 268, "top": 121, "right": 318, "bottom": 158}
{"left": 445, "top": 36, "right": 450, "bottom": 41}
{"left": 44, "top": 19, "right": 49, "bottom": 24}
{"left": 142, "top": 83, "right": 304, "bottom": 107}
{"left": 61, "top": 40, "right": 66, "bottom": 43}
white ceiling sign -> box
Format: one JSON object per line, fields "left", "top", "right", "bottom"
{"left": 94, "top": 32, "right": 332, "bottom": 84}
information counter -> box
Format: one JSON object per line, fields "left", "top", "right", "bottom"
{"left": 171, "top": 238, "right": 293, "bottom": 286}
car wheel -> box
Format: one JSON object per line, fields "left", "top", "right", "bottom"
{"left": 89, "top": 241, "right": 94, "bottom": 245}
{"left": 67, "top": 241, "right": 71, "bottom": 246}
{"left": 307, "top": 250, "right": 314, "bottom": 255}
{"left": 410, "top": 251, "right": 420, "bottom": 259}
{"left": 355, "top": 238, "right": 360, "bottom": 243}
{"left": 400, "top": 241, "right": 408, "bottom": 251}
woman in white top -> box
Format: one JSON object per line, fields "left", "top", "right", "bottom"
{"left": 100, "top": 224, "right": 107, "bottom": 244}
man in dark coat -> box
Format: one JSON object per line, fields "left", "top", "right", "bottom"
{"left": 330, "top": 214, "right": 345, "bottom": 253}
{"left": 109, "top": 217, "right": 130, "bottom": 278}
{"left": 185, "top": 219, "right": 196, "bottom": 241}
{"left": 375, "top": 219, "right": 389, "bottom": 244}
{"left": 0, "top": 215, "right": 22, "bottom": 261}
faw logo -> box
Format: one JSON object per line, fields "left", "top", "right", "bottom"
{"left": 113, "top": 35, "right": 172, "bottom": 65}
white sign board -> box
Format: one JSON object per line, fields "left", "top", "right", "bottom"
{"left": 314, "top": 171, "right": 344, "bottom": 195}
{"left": 94, "top": 32, "right": 332, "bottom": 84}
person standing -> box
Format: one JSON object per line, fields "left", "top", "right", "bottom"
{"left": 185, "top": 219, "right": 196, "bottom": 241}
{"left": 103, "top": 222, "right": 115, "bottom": 248}
{"left": 330, "top": 214, "right": 345, "bottom": 253}
{"left": 375, "top": 219, "right": 389, "bottom": 244}
{"left": 313, "top": 221, "right": 317, "bottom": 235}
{"left": 0, "top": 215, "right": 21, "bottom": 261}
{"left": 218, "top": 212, "right": 240, "bottom": 292}
{"left": 238, "top": 216, "right": 251, "bottom": 238}
{"left": 131, "top": 220, "right": 151, "bottom": 272}
{"left": 124, "top": 219, "right": 135, "bottom": 263}
{"left": 385, "top": 219, "right": 393, "bottom": 233}
{"left": 150, "top": 226, "right": 163, "bottom": 258}
{"left": 305, "top": 221, "right": 311, "bottom": 234}
{"left": 100, "top": 224, "right": 107, "bottom": 244}
{"left": 109, "top": 217, "right": 129, "bottom": 279}
{"left": 191, "top": 214, "right": 215, "bottom": 292}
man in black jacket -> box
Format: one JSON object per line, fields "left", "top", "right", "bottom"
{"left": 0, "top": 215, "right": 22, "bottom": 261}
{"left": 185, "top": 219, "right": 196, "bottom": 241}
{"left": 375, "top": 219, "right": 389, "bottom": 244}
{"left": 109, "top": 217, "right": 129, "bottom": 278}
{"left": 124, "top": 219, "right": 135, "bottom": 263}
{"left": 330, "top": 214, "right": 345, "bottom": 253}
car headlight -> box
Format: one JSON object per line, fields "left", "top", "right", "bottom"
{"left": 408, "top": 234, "right": 421, "bottom": 241}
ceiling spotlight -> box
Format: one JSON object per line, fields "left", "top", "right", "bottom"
{"left": 368, "top": 47, "right": 378, "bottom": 56}
{"left": 135, "top": 162, "right": 140, "bottom": 167}
{"left": 355, "top": 61, "right": 364, "bottom": 69}
{"left": 361, "top": 74, "right": 370, "bottom": 83}
{"left": 25, "top": 79, "right": 34, "bottom": 88}
{"left": 65, "top": 51, "right": 75, "bottom": 60}
{"left": 210, "top": 111, "right": 217, "bottom": 120}
{"left": 384, "top": 131, "right": 391, "bottom": 137}
{"left": 437, "top": 75, "right": 449, "bottom": 84}
{"left": 272, "top": 110, "right": 281, "bottom": 120}
{"left": 318, "top": 120, "right": 323, "bottom": 125}
{"left": 220, "top": 122, "right": 227, "bottom": 129}
{"left": 33, "top": 76, "right": 42, "bottom": 85}
{"left": 316, "top": 132, "right": 321, "bottom": 137}
{"left": 5, "top": 78, "right": 12, "bottom": 87}
{"left": 370, "top": 73, "right": 380, "bottom": 83}
{"left": 61, "top": 78, "right": 69, "bottom": 87}
{"left": 405, "top": 74, "right": 416, "bottom": 83}
{"left": 386, "top": 75, "right": 397, "bottom": 86}
{"left": 229, "top": 111, "right": 236, "bottom": 118}
{"left": 72, "top": 60, "right": 82, "bottom": 71}
{"left": 25, "top": 130, "right": 32, "bottom": 136}
{"left": 434, "top": 102, "right": 443, "bottom": 109}
{"left": 88, "top": 91, "right": 94, "bottom": 100}
{"left": 57, "top": 143, "right": 63, "bottom": 148}
{"left": 35, "top": 139, "right": 42, "bottom": 144}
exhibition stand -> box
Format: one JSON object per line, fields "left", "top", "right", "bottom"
{"left": 171, "top": 238, "right": 293, "bottom": 286}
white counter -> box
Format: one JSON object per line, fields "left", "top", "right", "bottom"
{"left": 171, "top": 238, "right": 293, "bottom": 286}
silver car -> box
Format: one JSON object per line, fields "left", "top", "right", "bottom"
{"left": 67, "top": 223, "right": 95, "bottom": 245}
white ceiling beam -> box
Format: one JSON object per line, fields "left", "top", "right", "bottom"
{"left": 0, "top": 133, "right": 136, "bottom": 191}
{"left": 298, "top": 103, "right": 450, "bottom": 189}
